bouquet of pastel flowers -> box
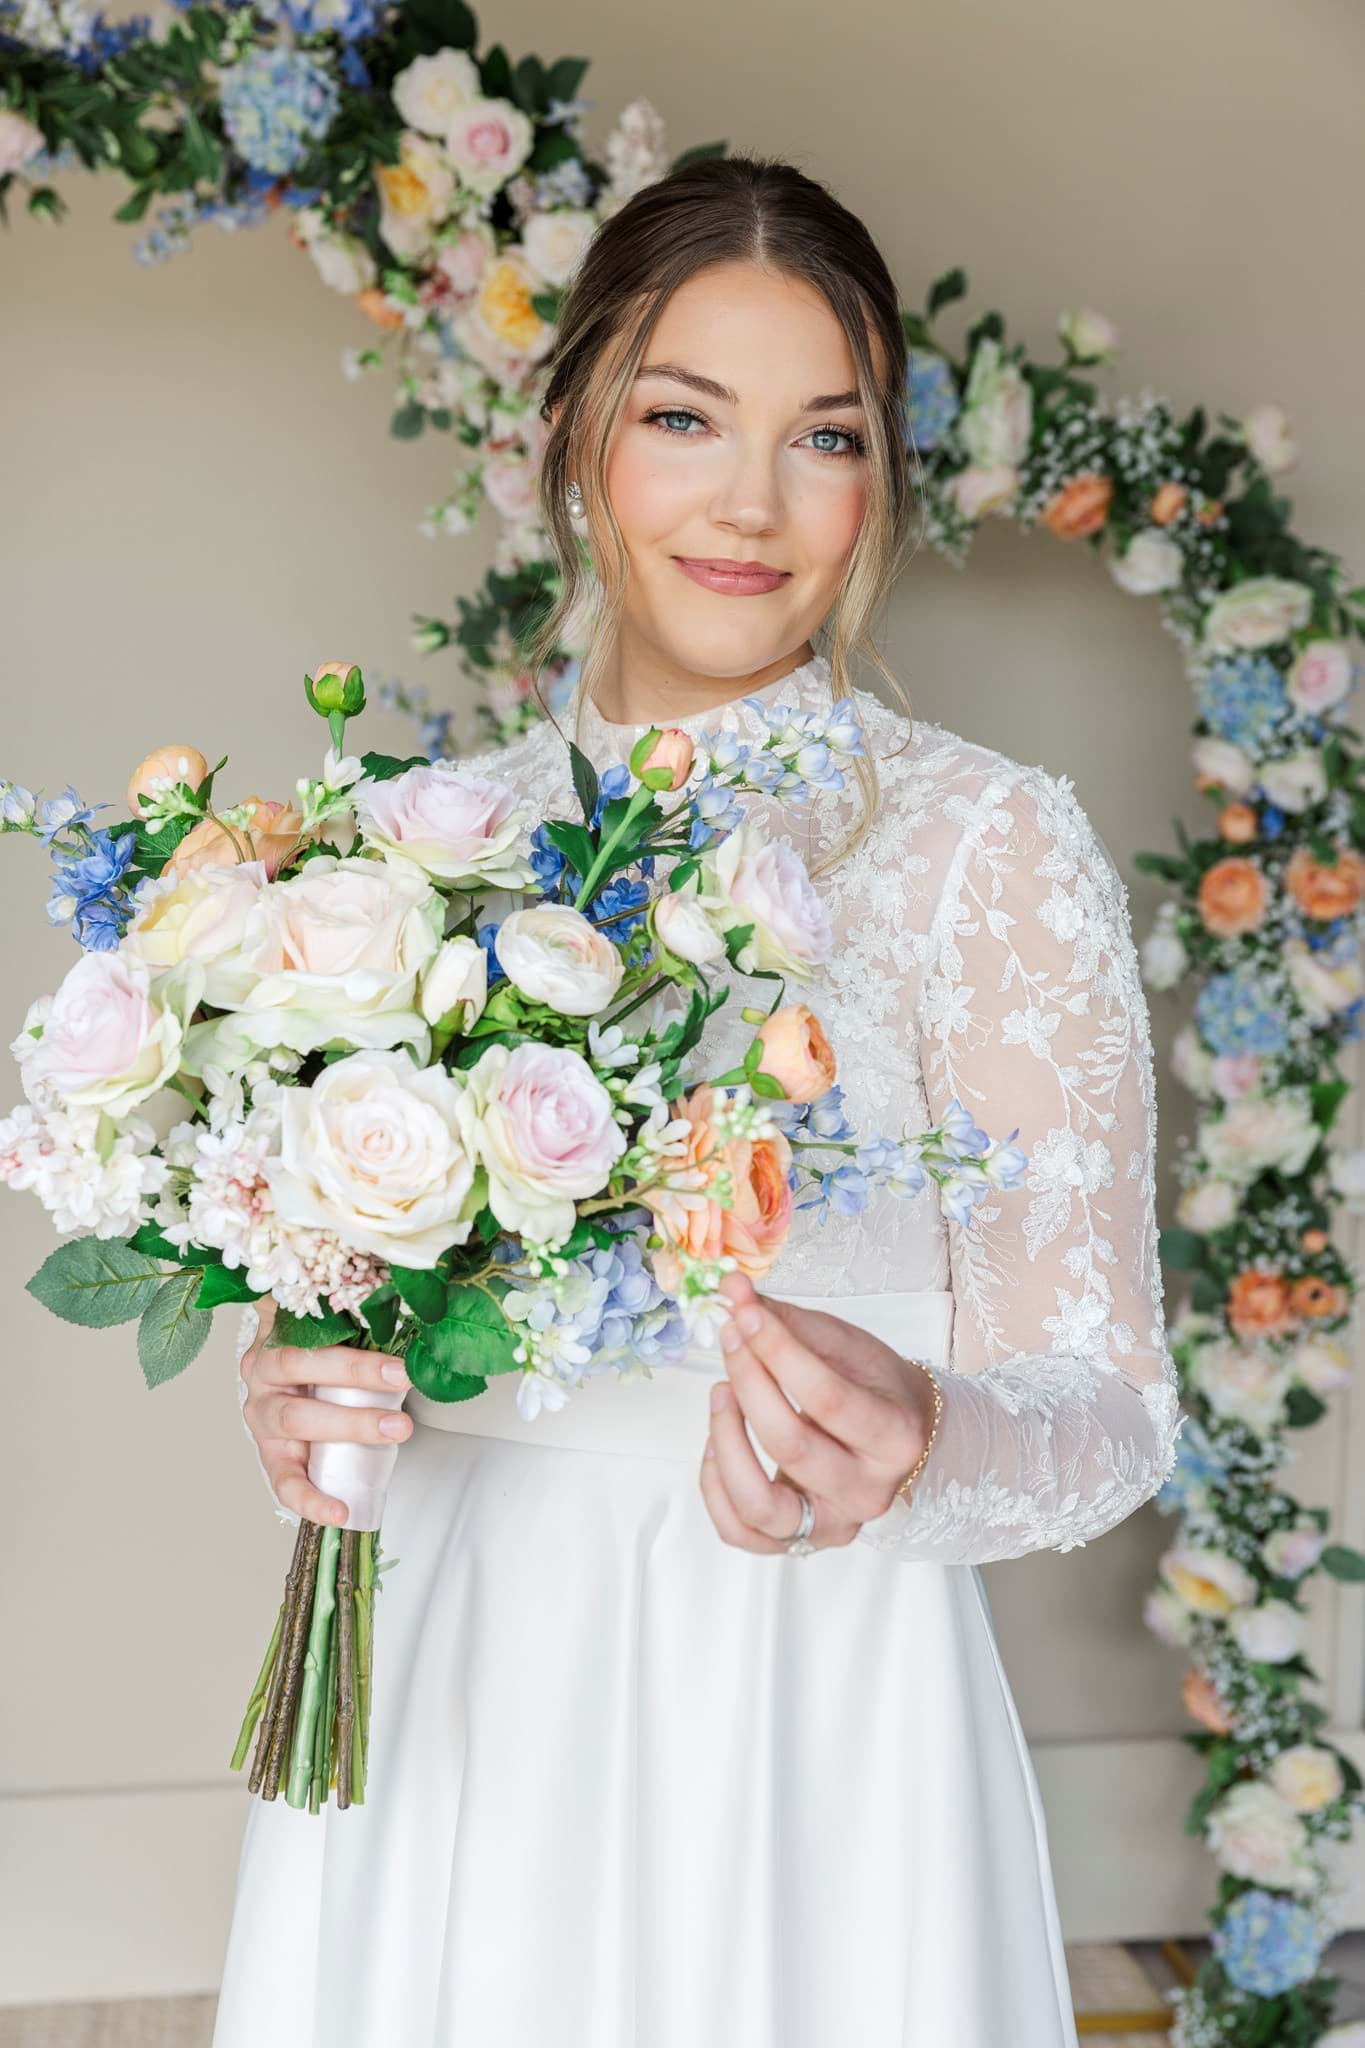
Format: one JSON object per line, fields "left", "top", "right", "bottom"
{"left": 0, "top": 663, "right": 1027, "bottom": 1814}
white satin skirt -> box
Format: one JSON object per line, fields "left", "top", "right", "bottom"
{"left": 212, "top": 1290, "right": 1078, "bottom": 2048}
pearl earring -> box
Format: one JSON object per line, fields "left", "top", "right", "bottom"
{"left": 566, "top": 479, "right": 584, "bottom": 513}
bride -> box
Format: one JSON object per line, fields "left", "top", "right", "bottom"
{"left": 215, "top": 153, "right": 1181, "bottom": 2047}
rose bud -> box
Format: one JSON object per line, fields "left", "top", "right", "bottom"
{"left": 754, "top": 1003, "right": 837, "bottom": 1103}
{"left": 420, "top": 934, "right": 488, "bottom": 1031}
{"left": 307, "top": 662, "right": 366, "bottom": 718}
{"left": 651, "top": 888, "right": 726, "bottom": 967}
{"left": 126, "top": 744, "right": 209, "bottom": 820}
{"left": 637, "top": 726, "right": 694, "bottom": 792}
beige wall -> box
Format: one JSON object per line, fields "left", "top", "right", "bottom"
{"left": 3, "top": 0, "right": 1364, "bottom": 1986}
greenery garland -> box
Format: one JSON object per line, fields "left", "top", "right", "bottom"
{"left": 7, "top": 2, "right": 1365, "bottom": 2035}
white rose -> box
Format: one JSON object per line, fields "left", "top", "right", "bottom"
{"left": 950, "top": 464, "right": 1020, "bottom": 522}
{"left": 482, "top": 454, "right": 538, "bottom": 522}
{"left": 444, "top": 97, "right": 534, "bottom": 195}
{"left": 1201, "top": 576, "right": 1314, "bottom": 654}
{"left": 1289, "top": 639, "right": 1356, "bottom": 717}
{"left": 958, "top": 339, "right": 1033, "bottom": 469}
{"left": 1159, "top": 1544, "right": 1258, "bottom": 1616}
{"left": 1327, "top": 1145, "right": 1365, "bottom": 1209}
{"left": 1200, "top": 1091, "right": 1319, "bottom": 1183}
{"left": 1140, "top": 905, "right": 1188, "bottom": 991}
{"left": 1171, "top": 1022, "right": 1215, "bottom": 1094}
{"left": 651, "top": 889, "right": 727, "bottom": 967}
{"left": 1206, "top": 1780, "right": 1316, "bottom": 1894}
{"left": 1263, "top": 1526, "right": 1328, "bottom": 1580}
{"left": 1229, "top": 1598, "right": 1303, "bottom": 1664}
{"left": 392, "top": 48, "right": 480, "bottom": 136}
{"left": 1192, "top": 734, "right": 1257, "bottom": 796}
{"left": 1243, "top": 402, "right": 1298, "bottom": 476}
{"left": 124, "top": 861, "right": 269, "bottom": 988}
{"left": 420, "top": 935, "right": 488, "bottom": 1029}
{"left": 697, "top": 820, "right": 833, "bottom": 978}
{"left": 522, "top": 209, "right": 596, "bottom": 287}
{"left": 1284, "top": 937, "right": 1364, "bottom": 1024}
{"left": 455, "top": 1040, "right": 626, "bottom": 1243}
{"left": 0, "top": 109, "right": 44, "bottom": 176}
{"left": 1192, "top": 1336, "right": 1292, "bottom": 1431}
{"left": 353, "top": 761, "right": 535, "bottom": 889}
{"left": 182, "top": 855, "right": 441, "bottom": 1071}
{"left": 493, "top": 904, "right": 624, "bottom": 1015}
{"left": 1175, "top": 1178, "right": 1239, "bottom": 1232}
{"left": 1289, "top": 1335, "right": 1351, "bottom": 1395}
{"left": 1058, "top": 307, "right": 1119, "bottom": 363}
{"left": 1144, "top": 1585, "right": 1196, "bottom": 1648}
{"left": 1110, "top": 529, "right": 1184, "bottom": 596}
{"left": 267, "top": 1049, "right": 476, "bottom": 1268}
{"left": 305, "top": 224, "right": 376, "bottom": 296}
{"left": 1258, "top": 749, "right": 1326, "bottom": 813}
{"left": 26, "top": 951, "right": 195, "bottom": 1119}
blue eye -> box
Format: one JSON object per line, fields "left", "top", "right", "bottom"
{"left": 640, "top": 407, "right": 866, "bottom": 460}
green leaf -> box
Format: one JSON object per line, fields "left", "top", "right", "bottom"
{"left": 27, "top": 1238, "right": 167, "bottom": 1328}
{"left": 408, "top": 1282, "right": 517, "bottom": 1399}
{"left": 128, "top": 1221, "right": 216, "bottom": 1268}
{"left": 266, "top": 1308, "right": 355, "bottom": 1350}
{"left": 1321, "top": 1544, "right": 1365, "bottom": 1582}
{"left": 543, "top": 817, "right": 597, "bottom": 882}
{"left": 1159, "top": 1227, "right": 1207, "bottom": 1272}
{"left": 358, "top": 750, "right": 430, "bottom": 782}
{"left": 390, "top": 401, "right": 426, "bottom": 440}
{"left": 390, "top": 1264, "right": 450, "bottom": 1324}
{"left": 1285, "top": 1386, "right": 1327, "bottom": 1429}
{"left": 137, "top": 1272, "right": 211, "bottom": 1389}
{"left": 194, "top": 1264, "right": 261, "bottom": 1310}
{"left": 406, "top": 1352, "right": 487, "bottom": 1404}
{"left": 359, "top": 1281, "right": 400, "bottom": 1350}
{"left": 926, "top": 267, "right": 968, "bottom": 319}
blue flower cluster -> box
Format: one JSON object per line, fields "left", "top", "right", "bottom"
{"left": 1197, "top": 655, "right": 1289, "bottom": 752}
{"left": 1154, "top": 1416, "right": 1227, "bottom": 1517}
{"left": 506, "top": 1229, "right": 690, "bottom": 1387}
{"left": 1211, "top": 1888, "right": 1323, "bottom": 1996}
{"left": 905, "top": 349, "right": 961, "bottom": 454}
{"left": 219, "top": 47, "right": 340, "bottom": 178}
{"left": 255, "top": 0, "right": 378, "bottom": 41}
{"left": 1195, "top": 969, "right": 1291, "bottom": 1059}
{"left": 782, "top": 1092, "right": 1026, "bottom": 1231}
{"left": 1, "top": 782, "right": 147, "bottom": 951}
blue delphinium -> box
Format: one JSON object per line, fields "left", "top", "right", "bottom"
{"left": 906, "top": 350, "right": 960, "bottom": 454}
{"left": 1197, "top": 655, "right": 1289, "bottom": 752}
{"left": 1195, "top": 969, "right": 1290, "bottom": 1059}
{"left": 219, "top": 47, "right": 340, "bottom": 177}
{"left": 1211, "top": 1889, "right": 1323, "bottom": 1996}
{"left": 686, "top": 773, "right": 745, "bottom": 850}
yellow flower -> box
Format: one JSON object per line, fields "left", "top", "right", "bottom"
{"left": 479, "top": 256, "right": 547, "bottom": 353}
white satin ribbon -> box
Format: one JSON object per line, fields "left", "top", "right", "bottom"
{"left": 307, "top": 1381, "right": 409, "bottom": 1532}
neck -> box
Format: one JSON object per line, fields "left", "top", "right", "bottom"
{"left": 589, "top": 639, "right": 820, "bottom": 729}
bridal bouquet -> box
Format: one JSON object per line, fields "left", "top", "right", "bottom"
{"left": 0, "top": 662, "right": 1027, "bottom": 1814}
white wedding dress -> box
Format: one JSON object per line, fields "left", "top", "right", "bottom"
{"left": 212, "top": 654, "right": 1181, "bottom": 2048}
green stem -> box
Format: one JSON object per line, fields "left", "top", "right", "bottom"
{"left": 230, "top": 1599, "right": 284, "bottom": 1772}
{"left": 286, "top": 1524, "right": 341, "bottom": 1809}
{"left": 572, "top": 786, "right": 657, "bottom": 910}
{"left": 602, "top": 973, "right": 673, "bottom": 1031}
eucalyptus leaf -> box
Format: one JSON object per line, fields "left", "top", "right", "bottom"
{"left": 27, "top": 1238, "right": 167, "bottom": 1328}
{"left": 137, "top": 1272, "right": 211, "bottom": 1389}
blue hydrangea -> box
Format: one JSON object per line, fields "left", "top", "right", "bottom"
{"left": 219, "top": 47, "right": 339, "bottom": 177}
{"left": 1154, "top": 1417, "right": 1225, "bottom": 1517}
{"left": 256, "top": 0, "right": 377, "bottom": 37}
{"left": 906, "top": 349, "right": 960, "bottom": 454}
{"left": 1211, "top": 1888, "right": 1323, "bottom": 1996}
{"left": 1197, "top": 655, "right": 1289, "bottom": 752}
{"left": 1195, "top": 969, "right": 1290, "bottom": 1059}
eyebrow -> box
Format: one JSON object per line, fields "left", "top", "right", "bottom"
{"left": 636, "top": 362, "right": 862, "bottom": 412}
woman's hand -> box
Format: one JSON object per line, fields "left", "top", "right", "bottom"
{"left": 240, "top": 1295, "right": 415, "bottom": 1526}
{"left": 699, "top": 1270, "right": 938, "bottom": 1555}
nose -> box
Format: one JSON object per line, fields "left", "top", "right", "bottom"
{"left": 708, "top": 436, "right": 783, "bottom": 535}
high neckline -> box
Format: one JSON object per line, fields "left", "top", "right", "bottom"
{"left": 568, "top": 652, "right": 835, "bottom": 769}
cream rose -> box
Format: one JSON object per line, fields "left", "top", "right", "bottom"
{"left": 1242, "top": 402, "right": 1298, "bottom": 476}
{"left": 294, "top": 209, "right": 377, "bottom": 296}
{"left": 696, "top": 820, "right": 833, "bottom": 978}
{"left": 1200, "top": 576, "right": 1314, "bottom": 653}
{"left": 352, "top": 760, "right": 535, "bottom": 888}
{"left": 1289, "top": 1334, "right": 1351, "bottom": 1395}
{"left": 1174, "top": 1178, "right": 1239, "bottom": 1232}
{"left": 1170, "top": 1022, "right": 1215, "bottom": 1093}
{"left": 958, "top": 339, "right": 1033, "bottom": 468}
{"left": 1058, "top": 307, "right": 1119, "bottom": 362}
{"left": 1200, "top": 1091, "right": 1319, "bottom": 1183}
{"left": 651, "top": 889, "right": 727, "bottom": 967}
{"left": 1263, "top": 1526, "right": 1327, "bottom": 1580}
{"left": 1259, "top": 749, "right": 1326, "bottom": 814}
{"left": 267, "top": 1050, "right": 477, "bottom": 1267}
{"left": 493, "top": 904, "right": 623, "bottom": 1015}
{"left": 1140, "top": 905, "right": 1188, "bottom": 991}
{"left": 1110, "top": 530, "right": 1184, "bottom": 596}
{"left": 392, "top": 48, "right": 480, "bottom": 136}
{"left": 951, "top": 464, "right": 1019, "bottom": 522}
{"left": 26, "top": 950, "right": 195, "bottom": 1119}
{"left": 522, "top": 208, "right": 596, "bottom": 288}
{"left": 1144, "top": 1585, "right": 1196, "bottom": 1649}
{"left": 1286, "top": 937, "right": 1364, "bottom": 1024}
{"left": 1191, "top": 1336, "right": 1292, "bottom": 1431}
{"left": 1206, "top": 1780, "right": 1316, "bottom": 1895}
{"left": 455, "top": 1040, "right": 626, "bottom": 1243}
{"left": 124, "top": 861, "right": 269, "bottom": 987}
{"left": 1159, "top": 1543, "right": 1258, "bottom": 1616}
{"left": 1192, "top": 734, "right": 1257, "bottom": 796}
{"left": 1229, "top": 1598, "right": 1303, "bottom": 1664}
{"left": 420, "top": 935, "right": 488, "bottom": 1029}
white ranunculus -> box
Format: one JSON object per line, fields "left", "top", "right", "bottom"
{"left": 1284, "top": 936, "right": 1364, "bottom": 1024}
{"left": 1109, "top": 529, "right": 1184, "bottom": 596}
{"left": 1191, "top": 1336, "right": 1292, "bottom": 1431}
{"left": 1159, "top": 1543, "right": 1258, "bottom": 1616}
{"left": 1258, "top": 748, "right": 1326, "bottom": 813}
{"left": 1328, "top": 1145, "right": 1365, "bottom": 1209}
{"left": 493, "top": 904, "right": 624, "bottom": 1015}
{"left": 1242, "top": 402, "right": 1298, "bottom": 476}
{"left": 1200, "top": 1091, "right": 1319, "bottom": 1184}
{"left": 181, "top": 855, "right": 442, "bottom": 1072}
{"left": 1174, "top": 1178, "right": 1239, "bottom": 1232}
{"left": 1290, "top": 1334, "right": 1351, "bottom": 1395}
{"left": 1140, "top": 905, "right": 1188, "bottom": 991}
{"left": 124, "top": 861, "right": 269, "bottom": 987}
{"left": 1192, "top": 734, "right": 1257, "bottom": 796}
{"left": 392, "top": 48, "right": 480, "bottom": 136}
{"left": 1229, "top": 1598, "right": 1303, "bottom": 1664}
{"left": 352, "top": 760, "right": 535, "bottom": 889}
{"left": 958, "top": 338, "right": 1033, "bottom": 469}
{"left": 696, "top": 820, "right": 833, "bottom": 978}
{"left": 1206, "top": 1780, "right": 1316, "bottom": 1894}
{"left": 1200, "top": 576, "right": 1314, "bottom": 653}
{"left": 1058, "top": 307, "right": 1119, "bottom": 363}
{"left": 1170, "top": 1022, "right": 1215, "bottom": 1094}
{"left": 1263, "top": 1525, "right": 1327, "bottom": 1580}
{"left": 1288, "top": 638, "right": 1356, "bottom": 716}
{"left": 651, "top": 889, "right": 727, "bottom": 967}
{"left": 266, "top": 1049, "right": 477, "bottom": 1268}
{"left": 950, "top": 464, "right": 1020, "bottom": 521}
{"left": 420, "top": 935, "right": 488, "bottom": 1029}
{"left": 26, "top": 951, "right": 197, "bottom": 1119}
{"left": 455, "top": 1040, "right": 626, "bottom": 1244}
{"left": 521, "top": 208, "right": 596, "bottom": 287}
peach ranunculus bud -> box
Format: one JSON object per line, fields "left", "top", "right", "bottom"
{"left": 1227, "top": 1268, "right": 1298, "bottom": 1341}
{"left": 643, "top": 1082, "right": 793, "bottom": 1295}
{"left": 1218, "top": 803, "right": 1259, "bottom": 845}
{"left": 754, "top": 1003, "right": 837, "bottom": 1103}
{"left": 1289, "top": 1275, "right": 1349, "bottom": 1321}
{"left": 126, "top": 744, "right": 210, "bottom": 821}
{"left": 1198, "top": 499, "right": 1224, "bottom": 526}
{"left": 1197, "top": 856, "right": 1268, "bottom": 937}
{"left": 1301, "top": 1228, "right": 1330, "bottom": 1256}
{"left": 1285, "top": 843, "right": 1365, "bottom": 922}
{"left": 1150, "top": 482, "right": 1188, "bottom": 526}
{"left": 1181, "top": 1667, "right": 1234, "bottom": 1736}
{"left": 356, "top": 287, "right": 405, "bottom": 331}
{"left": 635, "top": 727, "right": 695, "bottom": 793}
{"left": 1040, "top": 473, "right": 1113, "bottom": 540}
{"left": 166, "top": 796, "right": 306, "bottom": 879}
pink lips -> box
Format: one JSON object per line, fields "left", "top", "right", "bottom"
{"left": 674, "top": 556, "right": 790, "bottom": 595}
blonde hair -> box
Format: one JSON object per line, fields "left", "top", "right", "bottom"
{"left": 526, "top": 154, "right": 928, "bottom": 875}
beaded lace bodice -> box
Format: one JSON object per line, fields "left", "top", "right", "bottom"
{"left": 237, "top": 652, "right": 1182, "bottom": 1564}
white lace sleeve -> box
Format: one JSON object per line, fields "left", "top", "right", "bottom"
{"left": 857, "top": 763, "right": 1183, "bottom": 1565}
{"left": 235, "top": 1301, "right": 301, "bottom": 1527}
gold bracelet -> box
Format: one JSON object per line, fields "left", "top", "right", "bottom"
{"left": 894, "top": 1358, "right": 943, "bottom": 1503}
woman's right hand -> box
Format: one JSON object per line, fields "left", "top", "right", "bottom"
{"left": 240, "top": 1295, "right": 415, "bottom": 1527}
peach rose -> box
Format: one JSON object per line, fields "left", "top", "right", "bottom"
{"left": 1285, "top": 843, "right": 1365, "bottom": 922}
{"left": 1289, "top": 1275, "right": 1348, "bottom": 1321}
{"left": 637, "top": 727, "right": 695, "bottom": 792}
{"left": 1228, "top": 1268, "right": 1298, "bottom": 1340}
{"left": 167, "top": 797, "right": 305, "bottom": 880}
{"left": 1041, "top": 473, "right": 1113, "bottom": 539}
{"left": 1181, "top": 1668, "right": 1234, "bottom": 1736}
{"left": 754, "top": 1004, "right": 837, "bottom": 1103}
{"left": 355, "top": 287, "right": 405, "bottom": 331}
{"left": 1301, "top": 1228, "right": 1329, "bottom": 1256}
{"left": 1198, "top": 857, "right": 1268, "bottom": 937}
{"left": 645, "top": 1083, "right": 793, "bottom": 1292}
{"left": 126, "top": 744, "right": 209, "bottom": 821}
{"left": 1150, "top": 482, "right": 1188, "bottom": 526}
{"left": 1218, "top": 803, "right": 1258, "bottom": 845}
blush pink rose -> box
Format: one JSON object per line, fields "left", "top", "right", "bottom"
{"left": 27, "top": 950, "right": 187, "bottom": 1117}
{"left": 0, "top": 109, "right": 44, "bottom": 176}
{"left": 699, "top": 821, "right": 833, "bottom": 978}
{"left": 455, "top": 1041, "right": 626, "bottom": 1243}
{"left": 1288, "top": 639, "right": 1355, "bottom": 716}
{"left": 444, "top": 99, "right": 533, "bottom": 189}
{"left": 353, "top": 761, "right": 533, "bottom": 888}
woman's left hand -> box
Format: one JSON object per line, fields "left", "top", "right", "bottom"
{"left": 699, "top": 1270, "right": 938, "bottom": 1555}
